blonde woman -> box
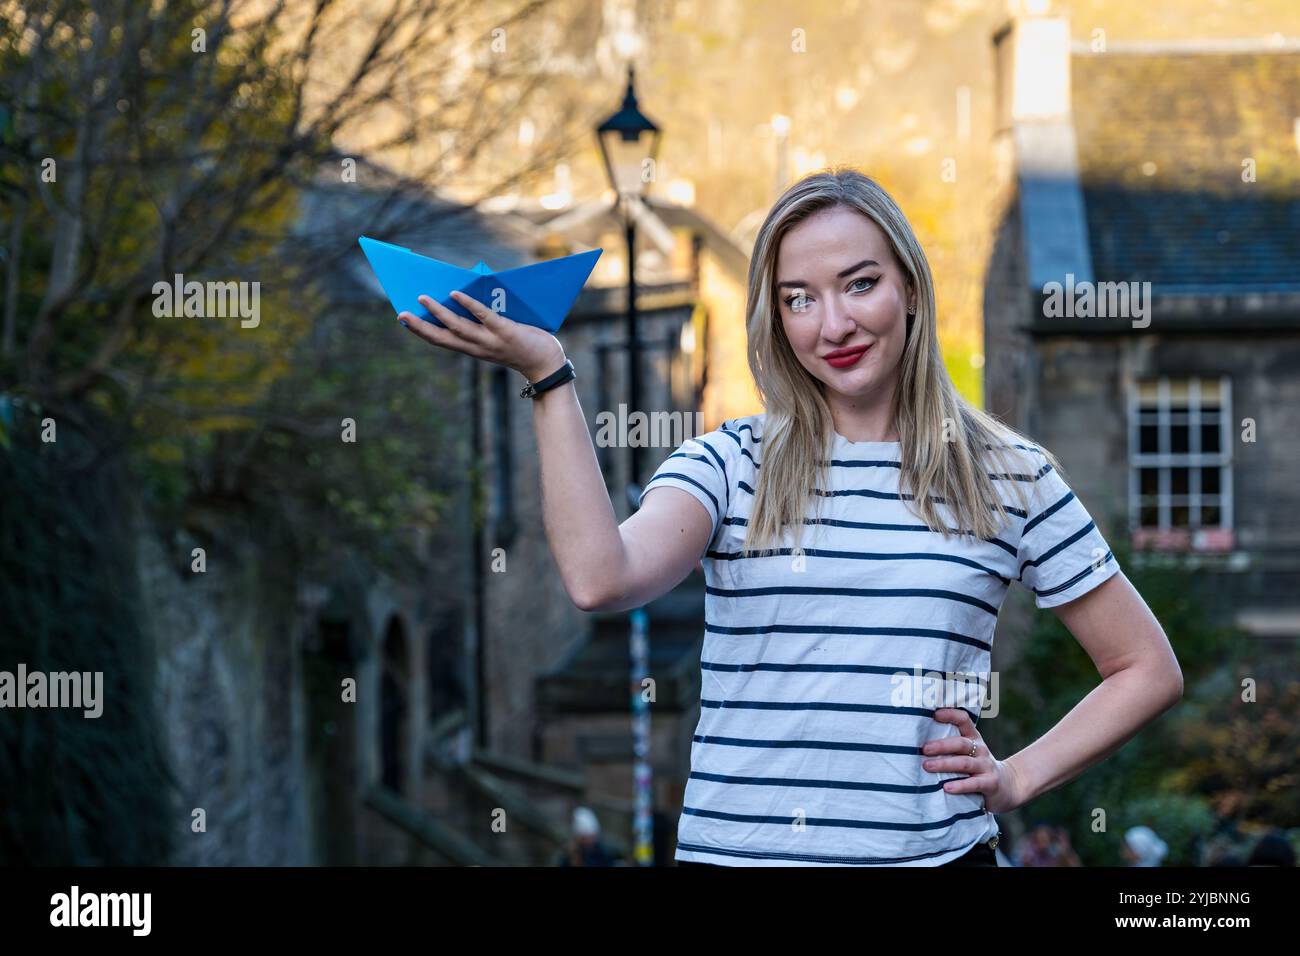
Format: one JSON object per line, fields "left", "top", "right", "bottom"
{"left": 397, "top": 168, "right": 1183, "bottom": 867}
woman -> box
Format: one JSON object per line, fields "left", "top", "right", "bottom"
{"left": 396, "top": 168, "right": 1183, "bottom": 867}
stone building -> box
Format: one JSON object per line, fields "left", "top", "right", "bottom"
{"left": 984, "top": 12, "right": 1300, "bottom": 646}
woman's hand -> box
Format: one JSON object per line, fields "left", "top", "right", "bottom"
{"left": 398, "top": 289, "right": 566, "bottom": 382}
{"left": 922, "top": 707, "right": 1029, "bottom": 814}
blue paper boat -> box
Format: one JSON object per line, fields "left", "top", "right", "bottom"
{"left": 358, "top": 237, "right": 603, "bottom": 333}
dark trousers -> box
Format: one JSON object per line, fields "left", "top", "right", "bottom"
{"left": 678, "top": 836, "right": 999, "bottom": 867}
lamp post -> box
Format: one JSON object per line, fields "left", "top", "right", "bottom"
{"left": 595, "top": 66, "right": 661, "bottom": 867}
{"left": 596, "top": 66, "right": 662, "bottom": 507}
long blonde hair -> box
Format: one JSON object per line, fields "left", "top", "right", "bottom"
{"left": 742, "top": 167, "right": 1063, "bottom": 555}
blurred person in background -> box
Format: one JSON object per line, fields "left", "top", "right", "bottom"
{"left": 556, "top": 806, "right": 620, "bottom": 867}
{"left": 1121, "top": 825, "right": 1168, "bottom": 867}
{"left": 1015, "top": 822, "right": 1081, "bottom": 866}
{"left": 1246, "top": 830, "right": 1296, "bottom": 867}
{"left": 1200, "top": 816, "right": 1247, "bottom": 866}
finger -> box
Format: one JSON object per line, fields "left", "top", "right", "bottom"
{"left": 398, "top": 311, "right": 486, "bottom": 359}
{"left": 398, "top": 311, "right": 445, "bottom": 346}
{"left": 924, "top": 733, "right": 984, "bottom": 757}
{"left": 450, "top": 288, "right": 507, "bottom": 328}
{"left": 419, "top": 294, "right": 490, "bottom": 344}
{"left": 935, "top": 707, "right": 980, "bottom": 737}
{"left": 940, "top": 772, "right": 997, "bottom": 796}
{"left": 923, "top": 754, "right": 980, "bottom": 774}
{"left": 418, "top": 294, "right": 485, "bottom": 338}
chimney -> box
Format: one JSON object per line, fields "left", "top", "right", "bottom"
{"left": 990, "top": 3, "right": 1095, "bottom": 291}
{"left": 993, "top": 7, "right": 1073, "bottom": 133}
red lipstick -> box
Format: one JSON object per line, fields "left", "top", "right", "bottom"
{"left": 824, "top": 344, "right": 871, "bottom": 368}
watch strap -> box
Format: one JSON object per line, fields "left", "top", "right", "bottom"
{"left": 520, "top": 359, "right": 575, "bottom": 399}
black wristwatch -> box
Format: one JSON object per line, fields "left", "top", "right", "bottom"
{"left": 520, "top": 358, "right": 576, "bottom": 399}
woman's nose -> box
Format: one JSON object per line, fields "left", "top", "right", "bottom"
{"left": 820, "top": 299, "right": 858, "bottom": 339}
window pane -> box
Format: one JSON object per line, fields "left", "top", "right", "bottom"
{"left": 1203, "top": 504, "right": 1221, "bottom": 525}
{"left": 1201, "top": 424, "right": 1220, "bottom": 453}
{"left": 1201, "top": 468, "right": 1220, "bottom": 494}
{"left": 1172, "top": 467, "right": 1189, "bottom": 494}
{"left": 1140, "top": 468, "right": 1160, "bottom": 494}
{"left": 1140, "top": 424, "right": 1159, "bottom": 453}
{"left": 1171, "top": 424, "right": 1189, "bottom": 453}
{"left": 1171, "top": 505, "right": 1189, "bottom": 527}
{"left": 1140, "top": 504, "right": 1159, "bottom": 526}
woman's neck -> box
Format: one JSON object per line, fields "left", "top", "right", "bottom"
{"left": 828, "top": 404, "right": 899, "bottom": 443}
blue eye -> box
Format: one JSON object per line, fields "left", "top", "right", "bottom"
{"left": 783, "top": 276, "right": 877, "bottom": 309}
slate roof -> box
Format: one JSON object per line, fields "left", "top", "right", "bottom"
{"left": 1070, "top": 49, "right": 1300, "bottom": 294}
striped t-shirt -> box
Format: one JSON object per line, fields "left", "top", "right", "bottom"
{"left": 639, "top": 412, "right": 1120, "bottom": 866}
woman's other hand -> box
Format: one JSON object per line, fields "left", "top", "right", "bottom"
{"left": 921, "top": 707, "right": 1029, "bottom": 815}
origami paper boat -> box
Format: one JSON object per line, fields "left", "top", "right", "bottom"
{"left": 358, "top": 237, "right": 603, "bottom": 333}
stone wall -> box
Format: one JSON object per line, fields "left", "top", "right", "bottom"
{"left": 137, "top": 505, "right": 466, "bottom": 864}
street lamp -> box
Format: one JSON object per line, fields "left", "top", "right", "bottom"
{"left": 594, "top": 65, "right": 661, "bottom": 868}
{"left": 596, "top": 65, "right": 662, "bottom": 508}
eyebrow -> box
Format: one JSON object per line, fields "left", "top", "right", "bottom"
{"left": 777, "top": 259, "right": 880, "bottom": 289}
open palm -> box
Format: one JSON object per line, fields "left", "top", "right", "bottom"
{"left": 399, "top": 289, "right": 565, "bottom": 381}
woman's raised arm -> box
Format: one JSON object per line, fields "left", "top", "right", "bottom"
{"left": 399, "top": 289, "right": 712, "bottom": 612}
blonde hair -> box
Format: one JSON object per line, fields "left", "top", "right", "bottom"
{"left": 742, "top": 167, "right": 1063, "bottom": 555}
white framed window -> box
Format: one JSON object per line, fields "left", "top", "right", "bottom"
{"left": 1127, "top": 375, "right": 1234, "bottom": 551}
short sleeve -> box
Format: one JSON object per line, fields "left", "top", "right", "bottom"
{"left": 637, "top": 430, "right": 734, "bottom": 549}
{"left": 1016, "top": 458, "right": 1121, "bottom": 608}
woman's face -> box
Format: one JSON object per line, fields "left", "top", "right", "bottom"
{"left": 775, "top": 204, "right": 914, "bottom": 406}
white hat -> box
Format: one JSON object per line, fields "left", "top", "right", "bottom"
{"left": 1124, "top": 826, "right": 1169, "bottom": 866}
{"left": 572, "top": 806, "right": 601, "bottom": 837}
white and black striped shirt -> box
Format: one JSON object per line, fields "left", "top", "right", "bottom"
{"left": 639, "top": 412, "right": 1120, "bottom": 866}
